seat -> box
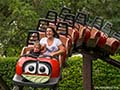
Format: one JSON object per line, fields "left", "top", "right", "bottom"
{"left": 20, "top": 46, "right": 33, "bottom": 56}
{"left": 97, "top": 21, "right": 113, "bottom": 48}
{"left": 75, "top": 11, "right": 89, "bottom": 30}
{"left": 56, "top": 22, "right": 72, "bottom": 57}
{"left": 86, "top": 16, "right": 104, "bottom": 48}
{"left": 86, "top": 27, "right": 101, "bottom": 48}
{"left": 46, "top": 10, "right": 58, "bottom": 26}
{"left": 75, "top": 11, "right": 90, "bottom": 47}
{"left": 26, "top": 30, "right": 40, "bottom": 47}
{"left": 103, "top": 37, "right": 120, "bottom": 55}
{"left": 102, "top": 31, "right": 120, "bottom": 55}
{"left": 63, "top": 13, "right": 79, "bottom": 49}
{"left": 58, "top": 6, "right": 71, "bottom": 21}
{"left": 36, "top": 18, "right": 56, "bottom": 39}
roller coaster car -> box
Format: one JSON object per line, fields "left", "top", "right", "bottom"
{"left": 75, "top": 11, "right": 90, "bottom": 47}
{"left": 75, "top": 11, "right": 89, "bottom": 31}
{"left": 13, "top": 31, "right": 62, "bottom": 89}
{"left": 85, "top": 16, "right": 104, "bottom": 48}
{"left": 102, "top": 31, "right": 120, "bottom": 55}
{"left": 13, "top": 54, "right": 61, "bottom": 90}
{"left": 63, "top": 13, "right": 79, "bottom": 49}
{"left": 56, "top": 21, "right": 72, "bottom": 57}
{"left": 97, "top": 21, "right": 112, "bottom": 48}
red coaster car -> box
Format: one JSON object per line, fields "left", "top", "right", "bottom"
{"left": 63, "top": 13, "right": 79, "bottom": 50}
{"left": 75, "top": 11, "right": 90, "bottom": 47}
{"left": 13, "top": 54, "right": 61, "bottom": 90}
{"left": 85, "top": 16, "right": 104, "bottom": 48}
{"left": 95, "top": 21, "right": 120, "bottom": 55}
{"left": 97, "top": 21, "right": 112, "bottom": 48}
{"left": 56, "top": 21, "right": 72, "bottom": 57}
{"left": 102, "top": 31, "right": 120, "bottom": 55}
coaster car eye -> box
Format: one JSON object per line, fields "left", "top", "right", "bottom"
{"left": 39, "top": 66, "right": 46, "bottom": 72}
{"left": 23, "top": 62, "right": 37, "bottom": 74}
{"left": 29, "top": 66, "right": 35, "bottom": 72}
{"left": 38, "top": 63, "right": 51, "bottom": 75}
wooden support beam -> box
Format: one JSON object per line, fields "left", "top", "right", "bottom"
{"left": 82, "top": 52, "right": 93, "bottom": 90}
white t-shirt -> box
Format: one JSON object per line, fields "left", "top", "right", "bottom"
{"left": 40, "top": 37, "right": 62, "bottom": 55}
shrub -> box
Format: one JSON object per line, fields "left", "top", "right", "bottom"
{"left": 0, "top": 54, "right": 120, "bottom": 90}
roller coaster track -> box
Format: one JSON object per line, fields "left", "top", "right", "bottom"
{"left": 79, "top": 47, "right": 120, "bottom": 90}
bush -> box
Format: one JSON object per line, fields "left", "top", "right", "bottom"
{"left": 0, "top": 57, "right": 18, "bottom": 89}
{"left": 0, "top": 55, "right": 120, "bottom": 90}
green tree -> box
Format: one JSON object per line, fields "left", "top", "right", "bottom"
{"left": 0, "top": 0, "right": 120, "bottom": 56}
{"left": 0, "top": 0, "right": 38, "bottom": 56}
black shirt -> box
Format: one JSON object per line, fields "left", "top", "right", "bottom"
{"left": 29, "top": 49, "right": 41, "bottom": 57}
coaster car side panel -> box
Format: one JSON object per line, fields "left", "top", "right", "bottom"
{"left": 97, "top": 21, "right": 112, "bottom": 48}
{"left": 56, "top": 22, "right": 72, "bottom": 56}
{"left": 86, "top": 27, "right": 101, "bottom": 48}
{"left": 75, "top": 26, "right": 91, "bottom": 48}
{"left": 96, "top": 32, "right": 107, "bottom": 48}
{"left": 102, "top": 37, "right": 120, "bottom": 55}
{"left": 85, "top": 16, "right": 104, "bottom": 48}
{"left": 63, "top": 14, "right": 80, "bottom": 46}
{"left": 75, "top": 11, "right": 90, "bottom": 47}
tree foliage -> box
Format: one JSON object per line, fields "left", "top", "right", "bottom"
{"left": 0, "top": 0, "right": 38, "bottom": 56}
{"left": 0, "top": 0, "right": 120, "bottom": 56}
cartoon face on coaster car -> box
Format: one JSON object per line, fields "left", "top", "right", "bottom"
{"left": 13, "top": 54, "right": 61, "bottom": 86}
